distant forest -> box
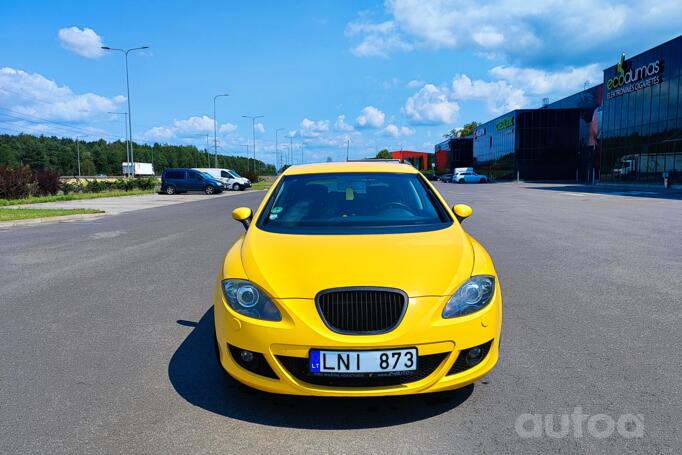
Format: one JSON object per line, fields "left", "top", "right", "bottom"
{"left": 0, "top": 134, "right": 275, "bottom": 176}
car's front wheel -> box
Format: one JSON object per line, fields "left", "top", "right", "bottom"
{"left": 205, "top": 185, "right": 215, "bottom": 195}
{"left": 165, "top": 185, "right": 176, "bottom": 195}
{"left": 458, "top": 179, "right": 465, "bottom": 184}
{"left": 480, "top": 178, "right": 486, "bottom": 183}
{"left": 232, "top": 183, "right": 242, "bottom": 191}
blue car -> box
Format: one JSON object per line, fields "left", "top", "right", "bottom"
{"left": 161, "top": 168, "right": 225, "bottom": 195}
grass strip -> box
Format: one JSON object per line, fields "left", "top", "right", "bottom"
{"left": 0, "top": 189, "right": 157, "bottom": 206}
{"left": 0, "top": 207, "right": 103, "bottom": 222}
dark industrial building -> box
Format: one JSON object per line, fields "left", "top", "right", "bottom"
{"left": 434, "top": 35, "right": 682, "bottom": 186}
{"left": 434, "top": 137, "right": 473, "bottom": 174}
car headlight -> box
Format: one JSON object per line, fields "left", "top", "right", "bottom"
{"left": 221, "top": 279, "right": 281, "bottom": 321}
{"left": 442, "top": 276, "right": 495, "bottom": 318}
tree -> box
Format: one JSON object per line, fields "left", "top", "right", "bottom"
{"left": 443, "top": 121, "right": 480, "bottom": 139}
{"left": 375, "top": 149, "right": 392, "bottom": 159}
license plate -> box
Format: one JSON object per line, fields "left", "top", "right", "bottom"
{"left": 309, "top": 348, "right": 417, "bottom": 374}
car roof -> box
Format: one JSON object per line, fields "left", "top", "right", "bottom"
{"left": 283, "top": 161, "right": 418, "bottom": 176}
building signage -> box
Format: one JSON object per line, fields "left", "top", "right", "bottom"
{"left": 607, "top": 53, "right": 663, "bottom": 100}
{"left": 474, "top": 127, "right": 486, "bottom": 139}
{"left": 496, "top": 116, "right": 514, "bottom": 131}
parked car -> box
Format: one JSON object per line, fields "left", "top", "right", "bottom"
{"left": 193, "top": 168, "right": 251, "bottom": 191}
{"left": 454, "top": 170, "right": 488, "bottom": 184}
{"left": 439, "top": 173, "right": 453, "bottom": 183}
{"left": 215, "top": 161, "right": 502, "bottom": 396}
{"left": 422, "top": 172, "right": 439, "bottom": 181}
{"left": 161, "top": 168, "right": 225, "bottom": 195}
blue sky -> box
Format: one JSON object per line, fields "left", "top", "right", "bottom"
{"left": 1, "top": 0, "right": 681, "bottom": 164}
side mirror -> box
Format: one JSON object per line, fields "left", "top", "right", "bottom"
{"left": 453, "top": 204, "right": 473, "bottom": 222}
{"left": 232, "top": 207, "right": 253, "bottom": 230}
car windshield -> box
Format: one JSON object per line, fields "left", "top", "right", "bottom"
{"left": 257, "top": 172, "right": 451, "bottom": 234}
{"left": 200, "top": 172, "right": 214, "bottom": 179}
{"left": 229, "top": 169, "right": 241, "bottom": 178}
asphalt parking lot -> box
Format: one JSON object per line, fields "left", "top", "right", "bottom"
{"left": 1, "top": 182, "right": 680, "bottom": 454}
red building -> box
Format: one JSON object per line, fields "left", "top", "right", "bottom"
{"left": 390, "top": 151, "right": 433, "bottom": 171}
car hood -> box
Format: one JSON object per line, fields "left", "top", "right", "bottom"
{"left": 240, "top": 225, "right": 474, "bottom": 299}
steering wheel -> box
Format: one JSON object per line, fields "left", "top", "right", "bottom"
{"left": 377, "top": 201, "right": 412, "bottom": 212}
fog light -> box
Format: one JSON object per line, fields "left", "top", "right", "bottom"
{"left": 465, "top": 347, "right": 483, "bottom": 366}
{"left": 240, "top": 350, "right": 254, "bottom": 363}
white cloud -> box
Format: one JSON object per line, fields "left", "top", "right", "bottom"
{"left": 144, "top": 126, "right": 176, "bottom": 141}
{"left": 489, "top": 64, "right": 602, "bottom": 95}
{"left": 450, "top": 75, "right": 527, "bottom": 114}
{"left": 346, "top": 0, "right": 682, "bottom": 61}
{"left": 255, "top": 122, "right": 265, "bottom": 134}
{"left": 403, "top": 84, "right": 460, "bottom": 125}
{"left": 380, "top": 124, "right": 415, "bottom": 138}
{"left": 299, "top": 118, "right": 330, "bottom": 137}
{"left": 173, "top": 115, "right": 214, "bottom": 134}
{"left": 0, "top": 66, "right": 124, "bottom": 121}
{"left": 472, "top": 26, "right": 504, "bottom": 48}
{"left": 355, "top": 105, "right": 385, "bottom": 128}
{"left": 334, "top": 115, "right": 354, "bottom": 131}
{"left": 219, "top": 123, "right": 238, "bottom": 134}
{"left": 345, "top": 20, "right": 412, "bottom": 57}
{"left": 142, "top": 115, "right": 237, "bottom": 142}
{"left": 57, "top": 27, "right": 104, "bottom": 59}
{"left": 402, "top": 62, "right": 601, "bottom": 122}
{"left": 406, "top": 79, "right": 425, "bottom": 89}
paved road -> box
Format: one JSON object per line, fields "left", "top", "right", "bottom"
{"left": 1, "top": 183, "right": 680, "bottom": 454}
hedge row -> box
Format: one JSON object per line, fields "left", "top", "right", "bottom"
{"left": 0, "top": 165, "right": 159, "bottom": 199}
{"left": 0, "top": 166, "right": 60, "bottom": 199}
{"left": 61, "top": 177, "right": 158, "bottom": 194}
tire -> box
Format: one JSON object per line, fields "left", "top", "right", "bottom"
{"left": 204, "top": 185, "right": 215, "bottom": 195}
{"left": 480, "top": 178, "right": 486, "bottom": 183}
{"left": 458, "top": 179, "right": 464, "bottom": 184}
{"left": 165, "top": 185, "right": 176, "bottom": 195}
{"left": 232, "top": 183, "right": 242, "bottom": 191}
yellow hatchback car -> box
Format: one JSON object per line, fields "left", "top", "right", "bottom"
{"left": 214, "top": 161, "right": 502, "bottom": 396}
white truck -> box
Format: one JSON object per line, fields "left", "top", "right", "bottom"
{"left": 192, "top": 168, "right": 251, "bottom": 191}
{"left": 122, "top": 162, "right": 155, "bottom": 177}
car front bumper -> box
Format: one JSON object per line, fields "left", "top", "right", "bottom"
{"left": 214, "top": 281, "right": 502, "bottom": 396}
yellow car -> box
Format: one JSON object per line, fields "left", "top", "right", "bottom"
{"left": 214, "top": 161, "right": 502, "bottom": 396}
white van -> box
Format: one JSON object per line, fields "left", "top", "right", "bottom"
{"left": 192, "top": 168, "right": 251, "bottom": 191}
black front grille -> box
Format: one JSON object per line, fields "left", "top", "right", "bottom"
{"left": 316, "top": 288, "right": 407, "bottom": 334}
{"left": 277, "top": 352, "right": 448, "bottom": 387}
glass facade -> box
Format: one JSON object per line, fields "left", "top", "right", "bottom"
{"left": 473, "top": 112, "right": 518, "bottom": 180}
{"left": 600, "top": 36, "right": 682, "bottom": 184}
{"left": 516, "top": 109, "right": 585, "bottom": 180}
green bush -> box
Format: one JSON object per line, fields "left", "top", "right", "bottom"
{"left": 239, "top": 170, "right": 260, "bottom": 183}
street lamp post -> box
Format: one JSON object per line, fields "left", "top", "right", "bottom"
{"left": 242, "top": 115, "right": 263, "bottom": 172}
{"left": 289, "top": 134, "right": 294, "bottom": 165}
{"left": 108, "top": 112, "right": 129, "bottom": 171}
{"left": 275, "top": 128, "right": 285, "bottom": 171}
{"left": 101, "top": 45, "right": 148, "bottom": 177}
{"left": 213, "top": 93, "right": 229, "bottom": 168}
